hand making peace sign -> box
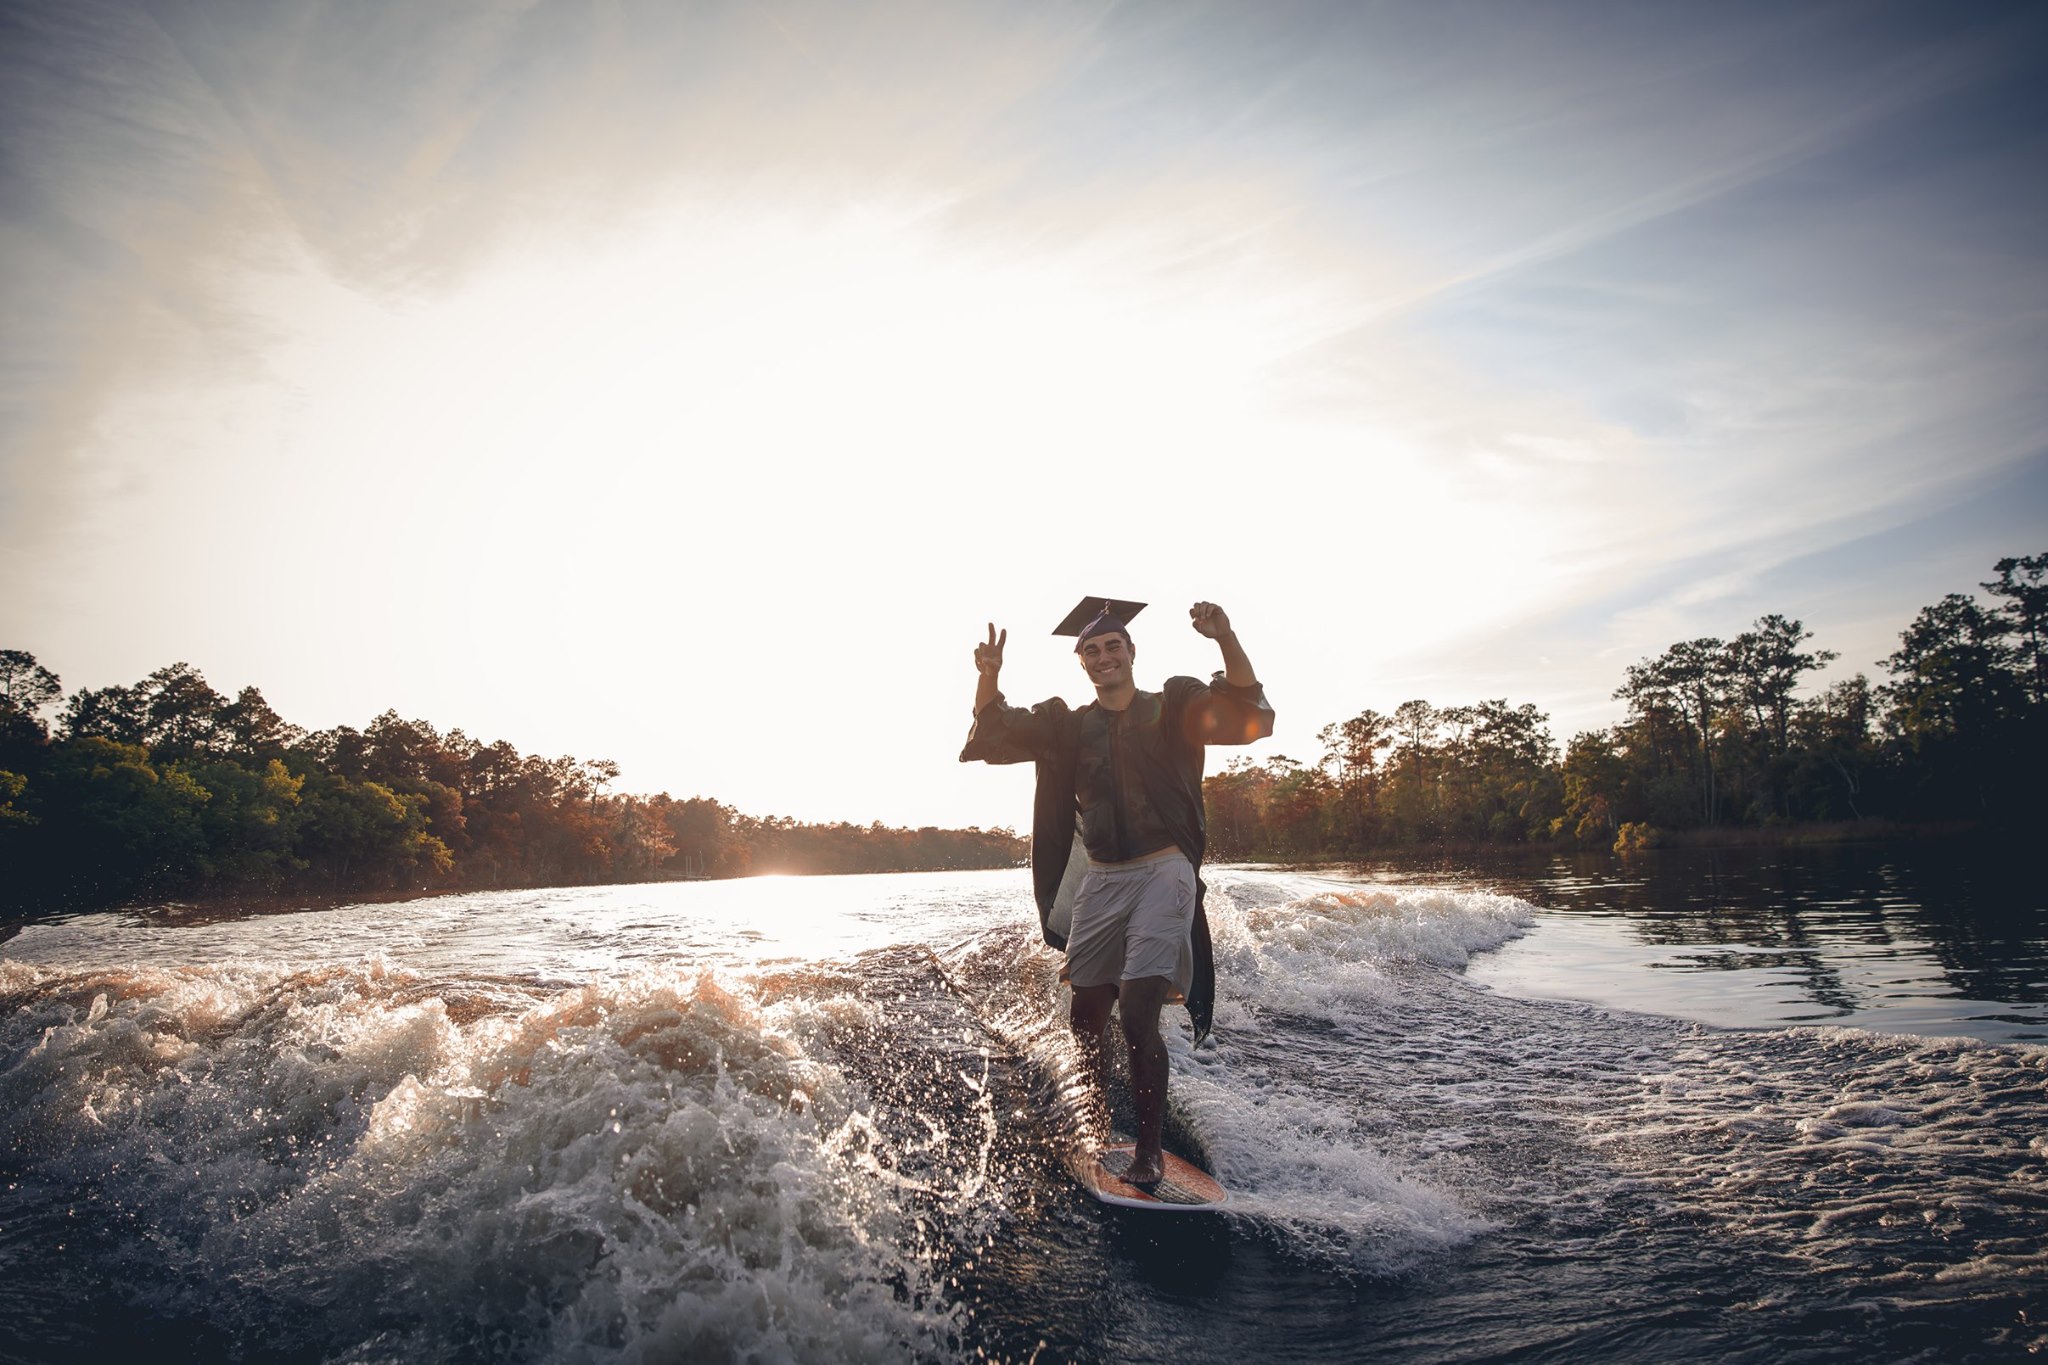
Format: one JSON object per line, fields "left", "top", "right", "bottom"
{"left": 975, "top": 623, "right": 1007, "bottom": 678}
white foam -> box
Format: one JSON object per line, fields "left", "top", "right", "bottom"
{"left": 1581, "top": 1021, "right": 2048, "bottom": 1288}
{"left": 1206, "top": 882, "right": 1535, "bottom": 1025}
{"left": 0, "top": 961, "right": 963, "bottom": 1361}
{"left": 1170, "top": 1044, "right": 1488, "bottom": 1271}
{"left": 931, "top": 886, "right": 1513, "bottom": 1269}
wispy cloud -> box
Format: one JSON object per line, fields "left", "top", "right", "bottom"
{"left": 3, "top": 0, "right": 2042, "bottom": 822}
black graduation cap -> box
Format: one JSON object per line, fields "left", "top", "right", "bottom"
{"left": 1053, "top": 596, "right": 1147, "bottom": 646}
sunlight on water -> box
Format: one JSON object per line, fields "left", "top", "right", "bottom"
{"left": 7, "top": 871, "right": 1034, "bottom": 980}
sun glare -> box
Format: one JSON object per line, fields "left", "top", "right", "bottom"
{"left": 241, "top": 195, "right": 1593, "bottom": 619}
{"left": 269, "top": 200, "right": 1354, "bottom": 515}
{"left": 52, "top": 183, "right": 1626, "bottom": 824}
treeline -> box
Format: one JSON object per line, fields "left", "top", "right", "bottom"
{"left": 0, "top": 662, "right": 1024, "bottom": 912}
{"left": 1205, "top": 553, "right": 2048, "bottom": 858}
{"left": 6, "top": 552, "right": 2038, "bottom": 903}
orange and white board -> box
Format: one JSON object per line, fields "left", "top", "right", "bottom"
{"left": 1078, "top": 1144, "right": 1229, "bottom": 1211}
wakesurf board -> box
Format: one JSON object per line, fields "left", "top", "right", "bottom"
{"left": 1078, "top": 1144, "right": 1229, "bottom": 1211}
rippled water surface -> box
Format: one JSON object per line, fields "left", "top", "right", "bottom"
{"left": 2, "top": 849, "right": 2043, "bottom": 1363}
{"left": 1451, "top": 842, "right": 2047, "bottom": 1041}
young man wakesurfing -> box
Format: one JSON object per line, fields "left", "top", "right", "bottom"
{"left": 961, "top": 598, "right": 1274, "bottom": 1184}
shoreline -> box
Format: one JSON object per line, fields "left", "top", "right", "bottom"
{"left": 1616, "top": 818, "right": 1980, "bottom": 849}
{"left": 1, "top": 820, "right": 1990, "bottom": 935}
{"left": 1237, "top": 818, "right": 1990, "bottom": 869}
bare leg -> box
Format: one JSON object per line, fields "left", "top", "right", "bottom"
{"left": 1117, "top": 975, "right": 1171, "bottom": 1183}
{"left": 1067, "top": 982, "right": 1117, "bottom": 1134}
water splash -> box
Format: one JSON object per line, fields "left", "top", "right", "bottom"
{"left": 0, "top": 960, "right": 965, "bottom": 1361}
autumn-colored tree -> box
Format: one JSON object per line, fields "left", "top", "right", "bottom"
{"left": 1317, "top": 708, "right": 1391, "bottom": 848}
{"left": 1257, "top": 755, "right": 1332, "bottom": 855}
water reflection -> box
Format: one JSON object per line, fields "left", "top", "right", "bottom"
{"left": 1353, "top": 841, "right": 2046, "bottom": 1041}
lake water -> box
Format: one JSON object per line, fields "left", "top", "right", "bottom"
{"left": 1439, "top": 843, "right": 2045, "bottom": 1044}
{"left": 2, "top": 845, "right": 2043, "bottom": 1362}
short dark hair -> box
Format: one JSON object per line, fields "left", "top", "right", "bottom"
{"left": 1075, "top": 629, "right": 1132, "bottom": 654}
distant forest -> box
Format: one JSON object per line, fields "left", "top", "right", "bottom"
{"left": 0, "top": 665, "right": 1025, "bottom": 913}
{"left": 1203, "top": 553, "right": 2047, "bottom": 859}
{"left": 4, "top": 552, "right": 2041, "bottom": 912}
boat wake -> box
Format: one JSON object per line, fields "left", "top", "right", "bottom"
{"left": 3, "top": 871, "right": 2043, "bottom": 1362}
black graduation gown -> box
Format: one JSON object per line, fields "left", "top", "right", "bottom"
{"left": 959, "top": 672, "right": 1274, "bottom": 1046}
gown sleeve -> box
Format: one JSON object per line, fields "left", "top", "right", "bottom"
{"left": 959, "top": 693, "right": 1069, "bottom": 764}
{"left": 1173, "top": 673, "right": 1276, "bottom": 746}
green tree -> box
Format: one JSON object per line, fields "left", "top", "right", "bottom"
{"left": 54, "top": 662, "right": 229, "bottom": 759}
{"left": 1463, "top": 699, "right": 1561, "bottom": 841}
{"left": 136, "top": 663, "right": 227, "bottom": 759}
{"left": 217, "top": 686, "right": 304, "bottom": 760}
{"left": 1559, "top": 729, "right": 1626, "bottom": 844}
{"left": 1201, "top": 758, "right": 1274, "bottom": 860}
{"left": 1790, "top": 675, "right": 1875, "bottom": 821}
{"left": 184, "top": 757, "right": 307, "bottom": 890}
{"left": 0, "top": 649, "right": 61, "bottom": 716}
{"left": 1617, "top": 638, "right": 1728, "bottom": 826}
{"left": 294, "top": 771, "right": 453, "bottom": 889}
{"left": 1983, "top": 554, "right": 2048, "bottom": 707}
{"left": 361, "top": 711, "right": 447, "bottom": 785}
{"left": 1880, "top": 594, "right": 2013, "bottom": 748}
{"left": 59, "top": 683, "right": 148, "bottom": 745}
{"left": 0, "top": 768, "right": 33, "bottom": 828}
{"left": 35, "top": 737, "right": 212, "bottom": 901}
{"left": 1724, "top": 616, "right": 1836, "bottom": 821}
{"left": 0, "top": 649, "right": 60, "bottom": 757}
{"left": 1880, "top": 588, "right": 2027, "bottom": 816}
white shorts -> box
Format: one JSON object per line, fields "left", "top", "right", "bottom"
{"left": 1063, "top": 848, "right": 1195, "bottom": 1000}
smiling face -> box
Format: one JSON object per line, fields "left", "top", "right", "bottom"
{"left": 1076, "top": 630, "right": 1135, "bottom": 692}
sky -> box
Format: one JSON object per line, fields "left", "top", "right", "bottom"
{"left": 3, "top": 0, "right": 2045, "bottom": 832}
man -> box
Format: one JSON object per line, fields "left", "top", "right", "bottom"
{"left": 960, "top": 598, "right": 1274, "bottom": 1184}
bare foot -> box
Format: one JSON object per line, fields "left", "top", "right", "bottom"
{"left": 1124, "top": 1149, "right": 1165, "bottom": 1185}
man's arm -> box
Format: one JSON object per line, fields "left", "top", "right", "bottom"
{"left": 961, "top": 623, "right": 1061, "bottom": 764}
{"left": 973, "top": 623, "right": 1006, "bottom": 714}
{"left": 1191, "top": 601, "right": 1257, "bottom": 687}
{"left": 1186, "top": 601, "right": 1274, "bottom": 744}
